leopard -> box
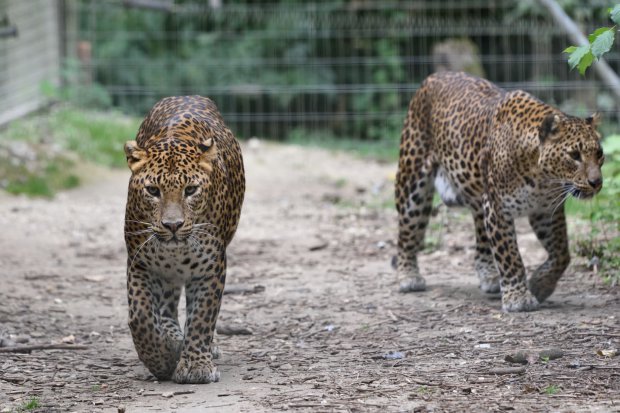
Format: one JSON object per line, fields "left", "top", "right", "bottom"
{"left": 123, "top": 96, "right": 245, "bottom": 383}
{"left": 395, "top": 71, "right": 604, "bottom": 312}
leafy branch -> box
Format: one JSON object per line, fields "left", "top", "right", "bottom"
{"left": 564, "top": 5, "right": 620, "bottom": 75}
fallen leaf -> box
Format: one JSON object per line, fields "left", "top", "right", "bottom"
{"left": 597, "top": 348, "right": 618, "bottom": 358}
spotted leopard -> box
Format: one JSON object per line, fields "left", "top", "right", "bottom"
{"left": 395, "top": 72, "right": 604, "bottom": 312}
{"left": 124, "top": 96, "right": 244, "bottom": 383}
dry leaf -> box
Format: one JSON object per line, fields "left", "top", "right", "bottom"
{"left": 597, "top": 348, "right": 618, "bottom": 358}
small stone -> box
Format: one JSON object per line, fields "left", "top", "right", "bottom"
{"left": 505, "top": 352, "right": 528, "bottom": 365}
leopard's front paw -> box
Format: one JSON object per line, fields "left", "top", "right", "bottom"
{"left": 476, "top": 263, "right": 500, "bottom": 293}
{"left": 173, "top": 355, "right": 220, "bottom": 384}
{"left": 502, "top": 290, "right": 539, "bottom": 312}
{"left": 528, "top": 275, "right": 557, "bottom": 304}
{"left": 479, "top": 275, "right": 500, "bottom": 294}
{"left": 399, "top": 275, "right": 427, "bottom": 293}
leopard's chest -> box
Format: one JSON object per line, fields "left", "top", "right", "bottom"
{"left": 142, "top": 242, "right": 213, "bottom": 283}
{"left": 500, "top": 181, "right": 563, "bottom": 218}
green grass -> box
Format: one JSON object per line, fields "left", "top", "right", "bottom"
{"left": 19, "top": 397, "right": 40, "bottom": 411}
{"left": 543, "top": 385, "right": 560, "bottom": 395}
{"left": 0, "top": 147, "right": 80, "bottom": 197}
{"left": 1, "top": 105, "right": 140, "bottom": 168}
{"left": 0, "top": 105, "right": 140, "bottom": 196}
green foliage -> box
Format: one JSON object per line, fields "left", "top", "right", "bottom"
{"left": 0, "top": 106, "right": 140, "bottom": 196}
{"left": 42, "top": 59, "right": 113, "bottom": 109}
{"left": 76, "top": 1, "right": 418, "bottom": 141}
{"left": 611, "top": 4, "right": 620, "bottom": 23}
{"left": 0, "top": 143, "right": 80, "bottom": 198}
{"left": 564, "top": 6, "right": 619, "bottom": 75}
{"left": 543, "top": 385, "right": 560, "bottom": 395}
{"left": 46, "top": 108, "right": 140, "bottom": 168}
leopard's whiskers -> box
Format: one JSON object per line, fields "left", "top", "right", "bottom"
{"left": 193, "top": 222, "right": 219, "bottom": 230}
{"left": 550, "top": 188, "right": 572, "bottom": 218}
{"left": 129, "top": 234, "right": 156, "bottom": 271}
{"left": 126, "top": 228, "right": 154, "bottom": 236}
{"left": 125, "top": 219, "right": 153, "bottom": 227}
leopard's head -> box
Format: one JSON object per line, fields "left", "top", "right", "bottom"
{"left": 538, "top": 113, "right": 604, "bottom": 199}
{"left": 124, "top": 135, "right": 217, "bottom": 243}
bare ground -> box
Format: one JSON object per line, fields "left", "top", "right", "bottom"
{"left": 0, "top": 142, "right": 618, "bottom": 413}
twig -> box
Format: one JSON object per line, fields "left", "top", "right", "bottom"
{"left": 479, "top": 366, "right": 526, "bottom": 375}
{"left": 573, "top": 332, "right": 620, "bottom": 338}
{"left": 217, "top": 324, "right": 253, "bottom": 335}
{"left": 0, "top": 344, "right": 89, "bottom": 353}
{"left": 223, "top": 284, "right": 265, "bottom": 295}
{"left": 143, "top": 390, "right": 196, "bottom": 397}
{"left": 0, "top": 376, "right": 28, "bottom": 384}
{"left": 203, "top": 403, "right": 236, "bottom": 409}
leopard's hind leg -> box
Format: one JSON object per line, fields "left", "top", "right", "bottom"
{"left": 473, "top": 209, "right": 500, "bottom": 293}
{"left": 395, "top": 93, "right": 436, "bottom": 293}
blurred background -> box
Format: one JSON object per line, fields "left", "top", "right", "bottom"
{"left": 0, "top": 0, "right": 618, "bottom": 214}
{"left": 3, "top": 0, "right": 620, "bottom": 139}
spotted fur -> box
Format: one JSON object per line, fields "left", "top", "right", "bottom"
{"left": 124, "top": 96, "right": 244, "bottom": 383}
{"left": 395, "top": 72, "right": 604, "bottom": 312}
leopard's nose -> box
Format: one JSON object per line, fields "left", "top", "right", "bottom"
{"left": 162, "top": 219, "right": 184, "bottom": 233}
{"left": 587, "top": 177, "right": 602, "bottom": 189}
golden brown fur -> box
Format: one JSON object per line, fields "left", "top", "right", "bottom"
{"left": 395, "top": 72, "right": 604, "bottom": 312}
{"left": 124, "top": 96, "right": 244, "bottom": 383}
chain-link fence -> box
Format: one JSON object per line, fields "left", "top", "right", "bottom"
{"left": 2, "top": 0, "right": 619, "bottom": 138}
{"left": 0, "top": 0, "right": 63, "bottom": 125}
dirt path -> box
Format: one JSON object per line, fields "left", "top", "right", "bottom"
{"left": 0, "top": 142, "right": 618, "bottom": 412}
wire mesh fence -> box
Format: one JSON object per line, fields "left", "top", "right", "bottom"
{"left": 2, "top": 0, "right": 619, "bottom": 139}
{"left": 0, "top": 0, "right": 62, "bottom": 125}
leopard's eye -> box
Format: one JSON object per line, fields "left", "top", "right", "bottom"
{"left": 569, "top": 150, "right": 581, "bottom": 162}
{"left": 184, "top": 186, "right": 198, "bottom": 197}
{"left": 596, "top": 147, "right": 604, "bottom": 159}
{"left": 146, "top": 186, "right": 160, "bottom": 197}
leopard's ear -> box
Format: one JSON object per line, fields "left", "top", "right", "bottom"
{"left": 198, "top": 137, "right": 217, "bottom": 172}
{"left": 586, "top": 112, "right": 601, "bottom": 129}
{"left": 124, "top": 140, "right": 148, "bottom": 173}
{"left": 539, "top": 113, "right": 561, "bottom": 144}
